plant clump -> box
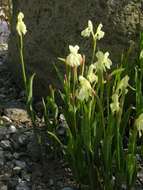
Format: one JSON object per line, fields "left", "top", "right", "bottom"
{"left": 16, "top": 13, "right": 143, "bottom": 190}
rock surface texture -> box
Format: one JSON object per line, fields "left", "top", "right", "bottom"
{"left": 8, "top": 0, "right": 143, "bottom": 96}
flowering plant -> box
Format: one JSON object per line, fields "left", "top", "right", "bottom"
{"left": 16, "top": 14, "right": 142, "bottom": 190}
{"left": 56, "top": 20, "right": 141, "bottom": 190}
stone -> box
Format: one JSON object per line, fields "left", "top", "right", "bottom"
{"left": 14, "top": 160, "right": 27, "bottom": 169}
{"left": 62, "top": 187, "right": 75, "bottom": 190}
{"left": 0, "top": 158, "right": 5, "bottom": 167}
{"left": 0, "top": 150, "right": 4, "bottom": 159}
{"left": 4, "top": 151, "right": 13, "bottom": 160}
{"left": 13, "top": 166, "right": 22, "bottom": 175}
{"left": 1, "top": 116, "right": 12, "bottom": 123}
{"left": 0, "top": 185, "right": 8, "bottom": 190}
{"left": 0, "top": 173, "right": 11, "bottom": 181}
{"left": 5, "top": 108, "right": 30, "bottom": 123}
{"left": 27, "top": 137, "right": 41, "bottom": 161}
{"left": 49, "top": 179, "right": 54, "bottom": 186}
{"left": 21, "top": 171, "right": 31, "bottom": 182}
{"left": 8, "top": 177, "right": 19, "bottom": 189}
{"left": 56, "top": 125, "right": 66, "bottom": 136}
{"left": 13, "top": 152, "right": 20, "bottom": 159}
{"left": 8, "top": 0, "right": 143, "bottom": 96}
{"left": 8, "top": 125, "right": 17, "bottom": 134}
{"left": 6, "top": 161, "right": 14, "bottom": 169}
{"left": 0, "top": 140, "right": 11, "bottom": 150}
{"left": 18, "top": 134, "right": 28, "bottom": 146}
{"left": 0, "top": 127, "right": 8, "bottom": 140}
{"left": 16, "top": 181, "right": 30, "bottom": 190}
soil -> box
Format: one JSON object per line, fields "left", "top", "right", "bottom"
{"left": 0, "top": 51, "right": 76, "bottom": 190}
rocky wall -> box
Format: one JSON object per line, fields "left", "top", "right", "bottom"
{"left": 8, "top": 0, "right": 143, "bottom": 96}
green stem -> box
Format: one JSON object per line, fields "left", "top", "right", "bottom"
{"left": 73, "top": 67, "right": 77, "bottom": 95}
{"left": 20, "top": 35, "right": 28, "bottom": 95}
{"left": 91, "top": 39, "right": 96, "bottom": 64}
{"left": 95, "top": 93, "right": 105, "bottom": 136}
{"left": 116, "top": 90, "right": 125, "bottom": 171}
{"left": 107, "top": 80, "right": 110, "bottom": 118}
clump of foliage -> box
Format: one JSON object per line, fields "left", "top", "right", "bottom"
{"left": 16, "top": 13, "right": 143, "bottom": 190}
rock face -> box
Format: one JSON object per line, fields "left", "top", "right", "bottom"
{"left": 8, "top": 0, "right": 143, "bottom": 96}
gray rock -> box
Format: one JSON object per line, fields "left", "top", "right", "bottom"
{"left": 13, "top": 152, "right": 20, "bottom": 159}
{"left": 18, "top": 134, "right": 28, "bottom": 145}
{"left": 13, "top": 166, "right": 22, "bottom": 175}
{"left": 49, "top": 179, "right": 54, "bottom": 186}
{"left": 0, "top": 61, "right": 3, "bottom": 66}
{"left": 16, "top": 181, "right": 30, "bottom": 190}
{"left": 27, "top": 138, "right": 41, "bottom": 161}
{"left": 15, "top": 160, "right": 27, "bottom": 169}
{"left": 0, "top": 173, "right": 11, "bottom": 182}
{"left": 9, "top": 125, "right": 17, "bottom": 134}
{"left": 0, "top": 150, "right": 4, "bottom": 159}
{"left": 0, "top": 185, "right": 8, "bottom": 190}
{"left": 0, "top": 140, "right": 11, "bottom": 150}
{"left": 6, "top": 161, "right": 14, "bottom": 169}
{"left": 21, "top": 171, "right": 31, "bottom": 182}
{"left": 62, "top": 187, "right": 75, "bottom": 190}
{"left": 4, "top": 151, "right": 13, "bottom": 160}
{"left": 0, "top": 158, "right": 5, "bottom": 167}
{"left": 0, "top": 127, "right": 8, "bottom": 140}
{"left": 10, "top": 139, "right": 20, "bottom": 150}
{"left": 8, "top": 177, "right": 19, "bottom": 188}
{"left": 56, "top": 126, "right": 66, "bottom": 136}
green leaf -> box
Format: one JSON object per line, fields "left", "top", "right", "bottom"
{"left": 126, "top": 154, "right": 137, "bottom": 187}
{"left": 111, "top": 68, "right": 125, "bottom": 77}
{"left": 26, "top": 73, "right": 36, "bottom": 122}
{"left": 53, "top": 63, "right": 64, "bottom": 85}
{"left": 47, "top": 131, "right": 63, "bottom": 147}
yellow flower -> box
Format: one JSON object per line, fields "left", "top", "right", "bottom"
{"left": 94, "top": 23, "right": 105, "bottom": 40}
{"left": 66, "top": 45, "right": 82, "bottom": 67}
{"left": 77, "top": 76, "right": 93, "bottom": 101}
{"left": 116, "top": 75, "right": 129, "bottom": 94}
{"left": 81, "top": 20, "right": 93, "bottom": 38}
{"left": 87, "top": 64, "right": 98, "bottom": 83}
{"left": 16, "top": 12, "right": 27, "bottom": 36}
{"left": 135, "top": 113, "right": 143, "bottom": 137}
{"left": 140, "top": 49, "right": 143, "bottom": 60}
{"left": 110, "top": 93, "right": 120, "bottom": 114}
{"left": 95, "top": 51, "right": 112, "bottom": 72}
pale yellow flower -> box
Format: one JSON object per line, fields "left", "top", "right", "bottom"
{"left": 94, "top": 23, "right": 105, "bottom": 40}
{"left": 16, "top": 12, "right": 27, "bottom": 36}
{"left": 135, "top": 113, "right": 143, "bottom": 137}
{"left": 140, "top": 49, "right": 143, "bottom": 60}
{"left": 87, "top": 64, "right": 98, "bottom": 83}
{"left": 116, "top": 75, "right": 129, "bottom": 94}
{"left": 81, "top": 20, "right": 93, "bottom": 38}
{"left": 77, "top": 76, "right": 93, "bottom": 101}
{"left": 110, "top": 93, "right": 120, "bottom": 114}
{"left": 95, "top": 51, "right": 112, "bottom": 72}
{"left": 66, "top": 45, "right": 82, "bottom": 67}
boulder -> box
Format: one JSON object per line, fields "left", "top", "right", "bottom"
{"left": 8, "top": 0, "right": 143, "bottom": 96}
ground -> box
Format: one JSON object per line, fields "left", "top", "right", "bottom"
{"left": 0, "top": 52, "right": 76, "bottom": 190}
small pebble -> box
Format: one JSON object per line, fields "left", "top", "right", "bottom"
{"left": 0, "top": 140, "right": 11, "bottom": 149}
{"left": 1, "top": 116, "right": 12, "bottom": 123}
{"left": 62, "top": 187, "right": 74, "bottom": 190}
{"left": 15, "top": 160, "right": 27, "bottom": 169}
{"left": 9, "top": 125, "right": 17, "bottom": 134}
